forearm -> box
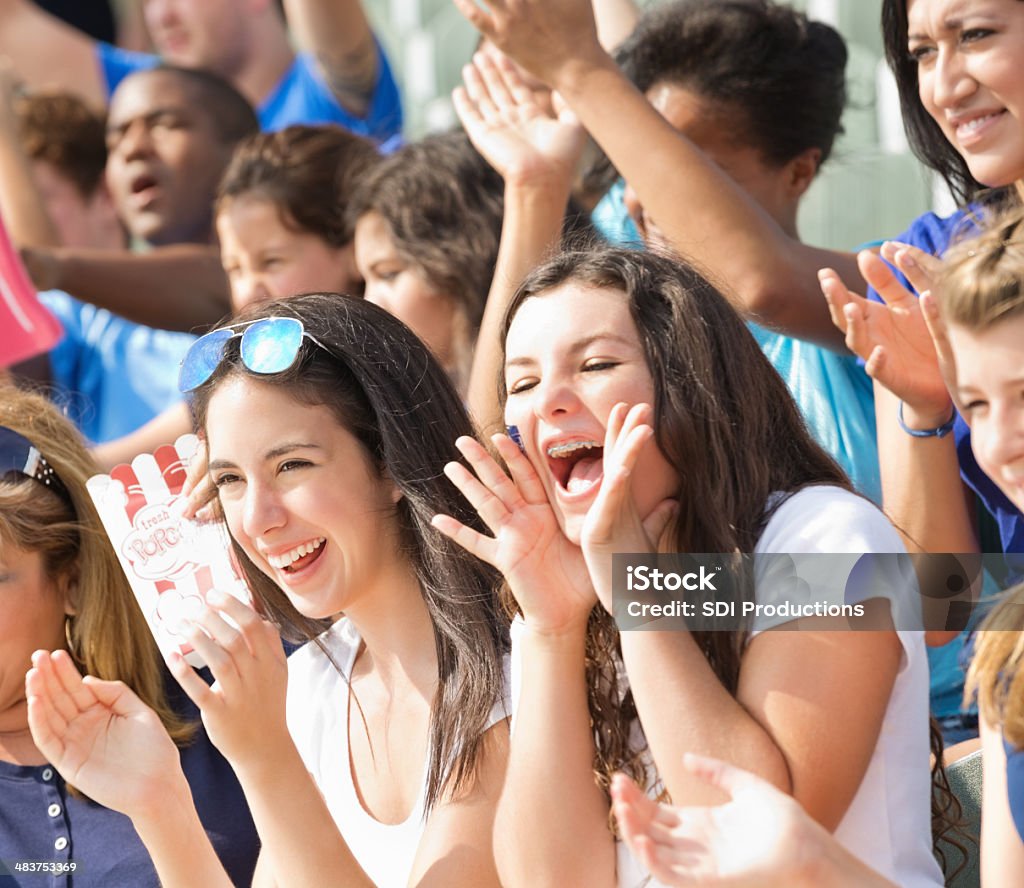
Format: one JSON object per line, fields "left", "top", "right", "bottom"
{"left": 802, "top": 838, "right": 900, "bottom": 888}
{"left": 0, "top": 112, "right": 60, "bottom": 247}
{"left": 131, "top": 776, "right": 234, "bottom": 888}
{"left": 282, "top": 0, "right": 377, "bottom": 115}
{"left": 32, "top": 245, "right": 231, "bottom": 332}
{"left": 550, "top": 56, "right": 850, "bottom": 349}
{"left": 496, "top": 623, "right": 616, "bottom": 888}
{"left": 874, "top": 384, "right": 978, "bottom": 553}
{"left": 91, "top": 401, "right": 193, "bottom": 470}
{"left": 467, "top": 179, "right": 570, "bottom": 434}
{"left": 620, "top": 630, "right": 790, "bottom": 806}
{"left": 0, "top": 0, "right": 103, "bottom": 104}
{"left": 593, "top": 0, "right": 639, "bottom": 50}
{"left": 234, "top": 738, "right": 375, "bottom": 888}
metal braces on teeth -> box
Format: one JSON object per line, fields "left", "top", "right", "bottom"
{"left": 547, "top": 441, "right": 601, "bottom": 458}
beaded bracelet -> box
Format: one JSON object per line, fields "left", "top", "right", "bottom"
{"left": 897, "top": 401, "right": 956, "bottom": 438}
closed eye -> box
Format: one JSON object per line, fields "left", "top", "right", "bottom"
{"left": 508, "top": 378, "right": 539, "bottom": 395}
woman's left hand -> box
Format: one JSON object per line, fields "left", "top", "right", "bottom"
{"left": 168, "top": 590, "right": 291, "bottom": 773}
{"left": 580, "top": 403, "right": 677, "bottom": 613}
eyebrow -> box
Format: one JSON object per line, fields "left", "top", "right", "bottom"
{"left": 908, "top": 6, "right": 998, "bottom": 40}
{"left": 106, "top": 107, "right": 188, "bottom": 136}
{"left": 959, "top": 376, "right": 1024, "bottom": 396}
{"left": 505, "top": 332, "right": 638, "bottom": 369}
{"left": 208, "top": 442, "right": 323, "bottom": 472}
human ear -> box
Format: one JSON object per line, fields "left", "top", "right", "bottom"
{"left": 785, "top": 147, "right": 822, "bottom": 200}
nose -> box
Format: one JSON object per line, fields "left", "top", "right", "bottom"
{"left": 117, "top": 119, "right": 155, "bottom": 161}
{"left": 240, "top": 480, "right": 287, "bottom": 543}
{"left": 929, "top": 48, "right": 976, "bottom": 111}
{"left": 533, "top": 375, "right": 583, "bottom": 421}
{"left": 233, "top": 274, "right": 271, "bottom": 311}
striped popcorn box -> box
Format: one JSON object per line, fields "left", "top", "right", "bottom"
{"left": 86, "top": 434, "right": 251, "bottom": 667}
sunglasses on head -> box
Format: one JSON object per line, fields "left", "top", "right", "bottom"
{"left": 178, "top": 317, "right": 329, "bottom": 393}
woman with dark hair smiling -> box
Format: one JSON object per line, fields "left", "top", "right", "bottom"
{"left": 27, "top": 293, "right": 510, "bottom": 887}
{"left": 434, "top": 245, "right": 942, "bottom": 888}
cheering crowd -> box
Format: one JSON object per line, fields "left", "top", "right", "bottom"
{"left": 2, "top": 0, "right": 1024, "bottom": 885}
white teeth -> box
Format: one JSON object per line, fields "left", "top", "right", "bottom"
{"left": 547, "top": 440, "right": 601, "bottom": 459}
{"left": 267, "top": 537, "right": 326, "bottom": 569}
{"left": 957, "top": 113, "right": 999, "bottom": 136}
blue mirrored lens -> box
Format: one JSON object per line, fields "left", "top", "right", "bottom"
{"left": 240, "top": 317, "right": 304, "bottom": 375}
{"left": 179, "top": 328, "right": 235, "bottom": 392}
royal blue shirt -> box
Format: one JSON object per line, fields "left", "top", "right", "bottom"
{"left": 96, "top": 40, "right": 402, "bottom": 141}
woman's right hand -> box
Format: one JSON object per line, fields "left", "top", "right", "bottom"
{"left": 26, "top": 650, "right": 184, "bottom": 821}
{"left": 432, "top": 433, "right": 596, "bottom": 634}
{"left": 453, "top": 49, "right": 586, "bottom": 188}
{"left": 819, "top": 246, "right": 953, "bottom": 418}
{"left": 181, "top": 435, "right": 217, "bottom": 521}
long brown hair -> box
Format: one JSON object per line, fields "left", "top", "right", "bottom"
{"left": 0, "top": 387, "right": 194, "bottom": 753}
{"left": 501, "top": 247, "right": 848, "bottom": 794}
{"left": 189, "top": 294, "right": 509, "bottom": 812}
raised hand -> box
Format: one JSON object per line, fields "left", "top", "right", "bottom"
{"left": 181, "top": 435, "right": 217, "bottom": 521}
{"left": 611, "top": 755, "right": 827, "bottom": 888}
{"left": 820, "top": 250, "right": 953, "bottom": 418}
{"left": 579, "top": 403, "right": 677, "bottom": 612}
{"left": 432, "top": 433, "right": 597, "bottom": 634}
{"left": 451, "top": 0, "right": 605, "bottom": 88}
{"left": 168, "top": 590, "right": 290, "bottom": 771}
{"left": 26, "top": 650, "right": 184, "bottom": 819}
{"left": 453, "top": 49, "right": 586, "bottom": 188}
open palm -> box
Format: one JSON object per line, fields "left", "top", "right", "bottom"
{"left": 26, "top": 651, "right": 180, "bottom": 818}
{"left": 454, "top": 49, "right": 586, "bottom": 187}
{"left": 433, "top": 433, "right": 596, "bottom": 633}
{"left": 821, "top": 252, "right": 950, "bottom": 412}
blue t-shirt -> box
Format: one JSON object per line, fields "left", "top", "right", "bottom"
{"left": 0, "top": 676, "right": 258, "bottom": 888}
{"left": 748, "top": 323, "right": 881, "bottom": 503}
{"left": 865, "top": 209, "right": 1024, "bottom": 554}
{"left": 41, "top": 291, "right": 194, "bottom": 445}
{"left": 592, "top": 182, "right": 882, "bottom": 503}
{"left": 96, "top": 40, "right": 402, "bottom": 141}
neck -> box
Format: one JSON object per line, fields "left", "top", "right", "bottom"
{"left": 345, "top": 561, "right": 438, "bottom": 692}
{"left": 0, "top": 703, "right": 44, "bottom": 766}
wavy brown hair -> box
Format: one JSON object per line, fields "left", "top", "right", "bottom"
{"left": 216, "top": 124, "right": 380, "bottom": 249}
{"left": 0, "top": 387, "right": 195, "bottom": 761}
{"left": 501, "top": 247, "right": 848, "bottom": 797}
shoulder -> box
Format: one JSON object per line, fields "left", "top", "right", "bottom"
{"left": 757, "top": 486, "right": 904, "bottom": 555}
{"left": 95, "top": 41, "right": 158, "bottom": 98}
{"left": 894, "top": 208, "right": 976, "bottom": 256}
{"left": 287, "top": 618, "right": 360, "bottom": 687}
